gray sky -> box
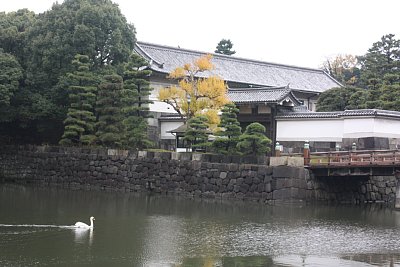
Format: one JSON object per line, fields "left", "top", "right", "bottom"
{"left": 2, "top": 0, "right": 400, "bottom": 68}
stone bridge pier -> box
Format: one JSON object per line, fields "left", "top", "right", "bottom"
{"left": 395, "top": 172, "right": 400, "bottom": 209}
{"left": 310, "top": 166, "right": 399, "bottom": 204}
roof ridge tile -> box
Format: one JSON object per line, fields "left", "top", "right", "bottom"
{"left": 136, "top": 41, "right": 327, "bottom": 73}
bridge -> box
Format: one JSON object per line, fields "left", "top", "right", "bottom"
{"left": 297, "top": 149, "right": 400, "bottom": 207}
{"left": 304, "top": 150, "right": 400, "bottom": 177}
{"left": 307, "top": 150, "right": 400, "bottom": 168}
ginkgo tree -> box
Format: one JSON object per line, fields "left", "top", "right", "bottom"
{"left": 158, "top": 54, "right": 229, "bottom": 126}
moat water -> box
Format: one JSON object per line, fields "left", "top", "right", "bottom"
{"left": 1, "top": 184, "right": 400, "bottom": 266}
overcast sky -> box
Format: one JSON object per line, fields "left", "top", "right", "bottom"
{"left": 2, "top": 0, "right": 400, "bottom": 69}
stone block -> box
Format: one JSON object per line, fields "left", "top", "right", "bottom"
{"left": 249, "top": 184, "right": 257, "bottom": 192}
{"left": 230, "top": 156, "right": 242, "bottom": 164}
{"left": 270, "top": 157, "right": 288, "bottom": 166}
{"left": 290, "top": 187, "right": 299, "bottom": 198}
{"left": 257, "top": 183, "right": 265, "bottom": 193}
{"left": 138, "top": 151, "right": 147, "bottom": 158}
{"left": 360, "top": 185, "right": 367, "bottom": 194}
{"left": 228, "top": 164, "right": 238, "bottom": 172}
{"left": 273, "top": 188, "right": 291, "bottom": 200}
{"left": 170, "top": 151, "right": 179, "bottom": 160}
{"left": 275, "top": 178, "right": 291, "bottom": 189}
{"left": 242, "top": 156, "right": 258, "bottom": 164}
{"left": 220, "top": 172, "right": 227, "bottom": 179}
{"left": 210, "top": 154, "right": 223, "bottom": 163}
{"left": 192, "top": 161, "right": 202, "bottom": 171}
{"left": 385, "top": 187, "right": 392, "bottom": 195}
{"left": 298, "top": 178, "right": 308, "bottom": 189}
{"left": 233, "top": 185, "right": 240, "bottom": 193}
{"left": 239, "top": 184, "right": 249, "bottom": 193}
{"left": 179, "top": 153, "right": 192, "bottom": 161}
{"left": 273, "top": 166, "right": 300, "bottom": 179}
{"left": 265, "top": 183, "right": 272, "bottom": 193}
{"left": 287, "top": 157, "right": 304, "bottom": 167}
{"left": 245, "top": 177, "right": 252, "bottom": 185}
{"left": 263, "top": 175, "right": 272, "bottom": 183}
{"left": 192, "top": 153, "right": 203, "bottom": 161}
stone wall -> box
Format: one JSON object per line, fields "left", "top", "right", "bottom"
{"left": 0, "top": 146, "right": 313, "bottom": 203}
{"left": 0, "top": 146, "right": 398, "bottom": 205}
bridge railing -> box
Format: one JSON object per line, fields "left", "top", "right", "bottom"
{"left": 307, "top": 150, "right": 400, "bottom": 167}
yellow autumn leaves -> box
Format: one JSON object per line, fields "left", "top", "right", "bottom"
{"left": 158, "top": 54, "right": 230, "bottom": 128}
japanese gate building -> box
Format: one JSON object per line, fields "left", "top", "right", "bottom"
{"left": 133, "top": 41, "right": 342, "bottom": 150}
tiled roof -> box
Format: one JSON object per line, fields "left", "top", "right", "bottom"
{"left": 276, "top": 109, "right": 400, "bottom": 119}
{"left": 167, "top": 124, "right": 188, "bottom": 133}
{"left": 134, "top": 41, "right": 342, "bottom": 93}
{"left": 228, "top": 86, "right": 301, "bottom": 105}
{"left": 159, "top": 113, "right": 184, "bottom": 121}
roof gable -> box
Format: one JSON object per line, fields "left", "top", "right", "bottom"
{"left": 228, "top": 86, "right": 301, "bottom": 106}
{"left": 134, "top": 41, "right": 342, "bottom": 94}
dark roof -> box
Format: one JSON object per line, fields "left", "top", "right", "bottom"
{"left": 168, "top": 124, "right": 188, "bottom": 133}
{"left": 168, "top": 124, "right": 212, "bottom": 134}
{"left": 228, "top": 86, "right": 301, "bottom": 105}
{"left": 134, "top": 41, "right": 342, "bottom": 94}
{"left": 159, "top": 113, "right": 184, "bottom": 121}
{"left": 276, "top": 109, "right": 400, "bottom": 119}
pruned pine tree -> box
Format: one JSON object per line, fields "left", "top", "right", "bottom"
{"left": 237, "top": 123, "right": 271, "bottom": 156}
{"left": 121, "top": 53, "right": 153, "bottom": 149}
{"left": 213, "top": 103, "right": 242, "bottom": 155}
{"left": 96, "top": 75, "right": 124, "bottom": 148}
{"left": 184, "top": 115, "right": 210, "bottom": 152}
{"left": 215, "top": 39, "right": 236, "bottom": 55}
{"left": 59, "top": 54, "right": 97, "bottom": 146}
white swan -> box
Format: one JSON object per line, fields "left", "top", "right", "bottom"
{"left": 74, "top": 216, "right": 95, "bottom": 229}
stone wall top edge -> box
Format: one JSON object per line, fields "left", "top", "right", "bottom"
{"left": 1, "top": 145, "right": 270, "bottom": 165}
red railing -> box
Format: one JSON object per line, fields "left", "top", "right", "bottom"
{"left": 306, "top": 150, "right": 400, "bottom": 167}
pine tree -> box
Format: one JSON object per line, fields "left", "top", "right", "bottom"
{"left": 213, "top": 103, "right": 242, "bottom": 154}
{"left": 358, "top": 34, "right": 400, "bottom": 88}
{"left": 96, "top": 74, "right": 124, "bottom": 148}
{"left": 121, "top": 53, "right": 153, "bottom": 149}
{"left": 237, "top": 123, "right": 271, "bottom": 156}
{"left": 59, "top": 54, "right": 97, "bottom": 146}
{"left": 215, "top": 39, "right": 236, "bottom": 55}
{"left": 184, "top": 115, "right": 210, "bottom": 152}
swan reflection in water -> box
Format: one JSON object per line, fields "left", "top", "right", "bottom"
{"left": 73, "top": 227, "right": 93, "bottom": 245}
{"left": 72, "top": 216, "right": 95, "bottom": 245}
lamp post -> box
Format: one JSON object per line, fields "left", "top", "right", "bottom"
{"left": 275, "top": 142, "right": 281, "bottom": 157}
{"left": 304, "top": 140, "right": 310, "bottom": 165}
{"left": 352, "top": 142, "right": 357, "bottom": 151}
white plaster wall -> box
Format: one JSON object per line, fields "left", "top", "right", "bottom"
{"left": 160, "top": 121, "right": 184, "bottom": 140}
{"left": 373, "top": 118, "right": 400, "bottom": 138}
{"left": 342, "top": 117, "right": 375, "bottom": 138}
{"left": 149, "top": 81, "right": 178, "bottom": 114}
{"left": 277, "top": 119, "right": 343, "bottom": 142}
{"left": 343, "top": 117, "right": 400, "bottom": 138}
{"left": 278, "top": 116, "right": 400, "bottom": 142}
